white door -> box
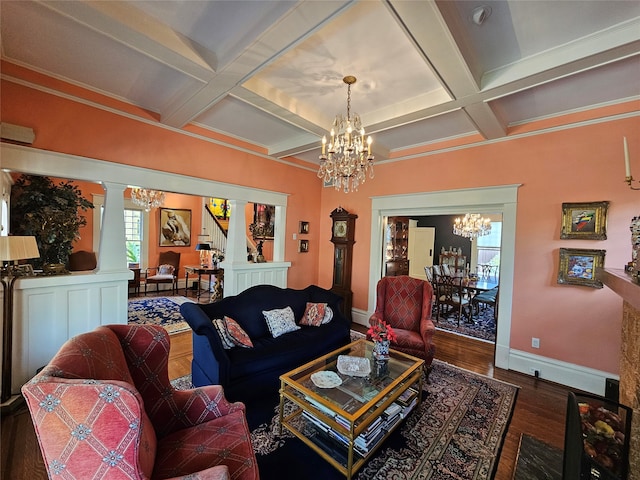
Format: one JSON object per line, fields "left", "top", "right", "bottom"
{"left": 408, "top": 226, "right": 435, "bottom": 280}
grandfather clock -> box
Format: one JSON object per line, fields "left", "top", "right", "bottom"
{"left": 330, "top": 207, "right": 357, "bottom": 322}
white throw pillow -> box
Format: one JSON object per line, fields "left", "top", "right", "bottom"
{"left": 321, "top": 306, "right": 334, "bottom": 324}
{"left": 263, "top": 306, "right": 300, "bottom": 338}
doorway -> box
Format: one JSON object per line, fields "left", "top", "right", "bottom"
{"left": 369, "top": 185, "right": 519, "bottom": 371}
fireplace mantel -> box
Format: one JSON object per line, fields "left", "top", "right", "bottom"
{"left": 597, "top": 268, "right": 640, "bottom": 310}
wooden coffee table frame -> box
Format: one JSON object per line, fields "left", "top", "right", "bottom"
{"left": 278, "top": 339, "right": 424, "bottom": 479}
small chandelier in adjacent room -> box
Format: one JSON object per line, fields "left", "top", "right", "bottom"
{"left": 131, "top": 187, "right": 165, "bottom": 212}
{"left": 318, "top": 75, "right": 374, "bottom": 193}
{"left": 453, "top": 213, "right": 492, "bottom": 239}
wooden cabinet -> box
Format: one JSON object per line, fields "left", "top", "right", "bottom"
{"left": 385, "top": 217, "right": 409, "bottom": 276}
{"left": 439, "top": 252, "right": 466, "bottom": 274}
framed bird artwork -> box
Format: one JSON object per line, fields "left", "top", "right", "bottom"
{"left": 560, "top": 201, "right": 609, "bottom": 240}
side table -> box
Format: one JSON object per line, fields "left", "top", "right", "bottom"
{"left": 184, "top": 265, "right": 223, "bottom": 302}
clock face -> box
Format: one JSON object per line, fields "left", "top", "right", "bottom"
{"left": 334, "top": 220, "right": 347, "bottom": 238}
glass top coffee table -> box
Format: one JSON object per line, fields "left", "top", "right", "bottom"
{"left": 278, "top": 339, "right": 424, "bottom": 479}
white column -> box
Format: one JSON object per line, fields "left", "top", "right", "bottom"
{"left": 225, "top": 199, "right": 248, "bottom": 264}
{"left": 273, "top": 205, "right": 286, "bottom": 262}
{"left": 96, "top": 182, "right": 129, "bottom": 274}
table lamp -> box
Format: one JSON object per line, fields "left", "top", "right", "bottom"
{"left": 195, "top": 242, "right": 211, "bottom": 267}
{"left": 1, "top": 236, "right": 40, "bottom": 404}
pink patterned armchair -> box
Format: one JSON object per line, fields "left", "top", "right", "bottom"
{"left": 21, "top": 324, "right": 259, "bottom": 480}
{"left": 369, "top": 276, "right": 436, "bottom": 381}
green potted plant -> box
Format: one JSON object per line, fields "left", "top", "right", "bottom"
{"left": 10, "top": 175, "right": 94, "bottom": 271}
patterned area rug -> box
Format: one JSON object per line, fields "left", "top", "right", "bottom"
{"left": 127, "top": 296, "right": 194, "bottom": 334}
{"left": 171, "top": 342, "right": 518, "bottom": 480}
{"left": 433, "top": 304, "right": 496, "bottom": 343}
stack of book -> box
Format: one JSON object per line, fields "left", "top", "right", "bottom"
{"left": 300, "top": 386, "right": 420, "bottom": 459}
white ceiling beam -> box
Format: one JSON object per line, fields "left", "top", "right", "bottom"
{"left": 386, "top": 0, "right": 481, "bottom": 97}
{"left": 39, "top": 0, "right": 214, "bottom": 82}
{"left": 386, "top": 0, "right": 506, "bottom": 140}
{"left": 462, "top": 103, "right": 507, "bottom": 139}
{"left": 160, "top": 1, "right": 355, "bottom": 128}
{"left": 231, "top": 86, "right": 329, "bottom": 137}
{"left": 482, "top": 18, "right": 640, "bottom": 90}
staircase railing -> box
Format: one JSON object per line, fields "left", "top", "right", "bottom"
{"left": 203, "top": 203, "right": 257, "bottom": 257}
{"left": 203, "top": 204, "right": 227, "bottom": 253}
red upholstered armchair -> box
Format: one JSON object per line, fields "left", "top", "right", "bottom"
{"left": 369, "top": 276, "right": 436, "bottom": 381}
{"left": 22, "top": 324, "right": 259, "bottom": 480}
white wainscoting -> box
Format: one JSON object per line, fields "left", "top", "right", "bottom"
{"left": 220, "top": 261, "right": 292, "bottom": 297}
{"left": 5, "top": 271, "right": 130, "bottom": 394}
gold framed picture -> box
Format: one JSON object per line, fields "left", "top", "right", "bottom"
{"left": 298, "top": 239, "right": 309, "bottom": 253}
{"left": 558, "top": 248, "right": 606, "bottom": 288}
{"left": 299, "top": 221, "right": 309, "bottom": 234}
{"left": 159, "top": 208, "right": 191, "bottom": 246}
{"left": 560, "top": 201, "right": 609, "bottom": 240}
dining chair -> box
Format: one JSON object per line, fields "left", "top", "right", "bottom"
{"left": 472, "top": 286, "right": 499, "bottom": 322}
{"left": 432, "top": 264, "right": 443, "bottom": 277}
{"left": 435, "top": 274, "right": 471, "bottom": 325}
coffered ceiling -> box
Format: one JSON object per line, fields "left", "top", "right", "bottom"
{"left": 2, "top": 1, "right": 639, "bottom": 165}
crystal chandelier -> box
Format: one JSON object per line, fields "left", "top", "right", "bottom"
{"left": 131, "top": 187, "right": 165, "bottom": 212}
{"left": 453, "top": 214, "right": 492, "bottom": 239}
{"left": 318, "top": 76, "right": 374, "bottom": 193}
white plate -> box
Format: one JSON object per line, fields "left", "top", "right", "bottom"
{"left": 337, "top": 355, "right": 371, "bottom": 377}
{"left": 310, "top": 370, "right": 343, "bottom": 388}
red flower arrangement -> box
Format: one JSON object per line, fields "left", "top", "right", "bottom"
{"left": 367, "top": 320, "right": 397, "bottom": 343}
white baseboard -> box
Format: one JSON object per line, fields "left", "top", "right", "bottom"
{"left": 352, "top": 308, "right": 369, "bottom": 327}
{"left": 507, "top": 349, "right": 617, "bottom": 396}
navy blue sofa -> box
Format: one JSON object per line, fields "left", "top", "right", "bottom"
{"left": 180, "top": 284, "right": 351, "bottom": 402}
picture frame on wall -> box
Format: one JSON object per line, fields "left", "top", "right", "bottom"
{"left": 560, "top": 201, "right": 609, "bottom": 240}
{"left": 299, "top": 221, "right": 309, "bottom": 234}
{"left": 557, "top": 248, "right": 606, "bottom": 288}
{"left": 299, "top": 239, "right": 309, "bottom": 253}
{"left": 159, "top": 208, "right": 191, "bottom": 246}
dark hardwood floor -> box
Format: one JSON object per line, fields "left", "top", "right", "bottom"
{"left": 1, "top": 326, "right": 569, "bottom": 480}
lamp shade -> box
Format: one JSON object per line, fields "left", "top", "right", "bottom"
{"left": 0, "top": 236, "right": 40, "bottom": 261}
{"left": 195, "top": 243, "right": 211, "bottom": 251}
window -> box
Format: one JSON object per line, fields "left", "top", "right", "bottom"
{"left": 477, "top": 221, "right": 501, "bottom": 268}
{"left": 125, "top": 209, "right": 142, "bottom": 264}
{"left": 92, "top": 194, "right": 149, "bottom": 268}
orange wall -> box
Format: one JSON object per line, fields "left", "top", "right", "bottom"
{"left": 2, "top": 64, "right": 639, "bottom": 376}
{"left": 315, "top": 113, "right": 639, "bottom": 374}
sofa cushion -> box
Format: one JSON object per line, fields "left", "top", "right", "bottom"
{"left": 263, "top": 306, "right": 300, "bottom": 338}
{"left": 212, "top": 317, "right": 253, "bottom": 349}
{"left": 321, "top": 306, "right": 334, "bottom": 324}
{"left": 226, "top": 324, "right": 349, "bottom": 382}
{"left": 225, "top": 317, "right": 253, "bottom": 348}
{"left": 213, "top": 319, "right": 236, "bottom": 349}
{"left": 300, "top": 302, "right": 327, "bottom": 327}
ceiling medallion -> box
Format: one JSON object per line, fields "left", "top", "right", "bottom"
{"left": 318, "top": 76, "right": 374, "bottom": 193}
{"left": 453, "top": 214, "right": 492, "bottom": 239}
{"left": 131, "top": 187, "right": 165, "bottom": 212}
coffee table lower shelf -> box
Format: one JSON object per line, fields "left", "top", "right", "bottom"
{"left": 277, "top": 339, "right": 424, "bottom": 480}
{"left": 279, "top": 385, "right": 420, "bottom": 479}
